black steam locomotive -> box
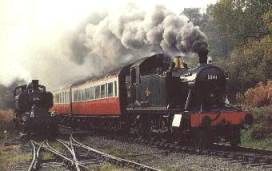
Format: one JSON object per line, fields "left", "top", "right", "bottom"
{"left": 14, "top": 80, "right": 55, "bottom": 134}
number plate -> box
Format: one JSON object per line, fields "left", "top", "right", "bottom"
{"left": 172, "top": 114, "right": 182, "bottom": 127}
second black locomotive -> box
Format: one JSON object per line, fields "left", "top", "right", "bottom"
{"left": 14, "top": 80, "right": 55, "bottom": 134}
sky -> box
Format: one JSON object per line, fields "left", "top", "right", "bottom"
{"left": 0, "top": 0, "right": 218, "bottom": 87}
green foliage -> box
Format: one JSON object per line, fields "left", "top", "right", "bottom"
{"left": 225, "top": 33, "right": 272, "bottom": 93}
{"left": 245, "top": 106, "right": 272, "bottom": 139}
{"left": 241, "top": 129, "right": 272, "bottom": 150}
{"left": 241, "top": 106, "right": 272, "bottom": 149}
{"left": 211, "top": 0, "right": 271, "bottom": 44}
{"left": 182, "top": 2, "right": 272, "bottom": 98}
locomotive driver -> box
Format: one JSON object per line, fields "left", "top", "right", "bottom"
{"left": 171, "top": 56, "right": 188, "bottom": 70}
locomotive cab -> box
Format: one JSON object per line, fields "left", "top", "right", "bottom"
{"left": 125, "top": 54, "right": 189, "bottom": 112}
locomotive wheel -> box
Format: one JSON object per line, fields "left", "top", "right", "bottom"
{"left": 133, "top": 116, "right": 151, "bottom": 138}
{"left": 192, "top": 129, "right": 211, "bottom": 148}
{"left": 230, "top": 127, "right": 241, "bottom": 147}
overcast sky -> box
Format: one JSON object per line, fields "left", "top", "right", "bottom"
{"left": 0, "top": 0, "right": 218, "bottom": 85}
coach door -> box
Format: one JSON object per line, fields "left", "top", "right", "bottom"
{"left": 130, "top": 68, "right": 137, "bottom": 105}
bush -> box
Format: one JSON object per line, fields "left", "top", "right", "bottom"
{"left": 0, "top": 110, "right": 14, "bottom": 123}
{"left": 244, "top": 81, "right": 272, "bottom": 107}
{"left": 246, "top": 106, "right": 272, "bottom": 140}
{"left": 0, "top": 110, "right": 15, "bottom": 139}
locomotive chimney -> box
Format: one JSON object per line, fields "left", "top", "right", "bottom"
{"left": 32, "top": 80, "right": 39, "bottom": 90}
{"left": 198, "top": 46, "right": 209, "bottom": 65}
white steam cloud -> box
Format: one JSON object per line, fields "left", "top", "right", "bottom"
{"left": 0, "top": 4, "right": 207, "bottom": 89}
{"left": 68, "top": 5, "right": 207, "bottom": 77}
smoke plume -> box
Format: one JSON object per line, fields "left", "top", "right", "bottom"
{"left": 68, "top": 5, "right": 207, "bottom": 73}
{"left": 1, "top": 4, "right": 208, "bottom": 89}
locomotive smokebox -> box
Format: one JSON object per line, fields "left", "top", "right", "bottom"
{"left": 198, "top": 46, "right": 209, "bottom": 64}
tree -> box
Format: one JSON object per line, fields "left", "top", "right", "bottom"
{"left": 0, "top": 79, "right": 25, "bottom": 110}
{"left": 210, "top": 0, "right": 271, "bottom": 55}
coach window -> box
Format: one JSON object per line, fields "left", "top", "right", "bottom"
{"left": 63, "top": 92, "right": 65, "bottom": 103}
{"left": 60, "top": 93, "right": 62, "bottom": 103}
{"left": 107, "top": 82, "right": 113, "bottom": 97}
{"left": 76, "top": 90, "right": 79, "bottom": 102}
{"left": 60, "top": 92, "right": 62, "bottom": 103}
{"left": 75, "top": 90, "right": 78, "bottom": 102}
{"left": 80, "top": 90, "right": 84, "bottom": 101}
{"left": 95, "top": 86, "right": 100, "bottom": 99}
{"left": 85, "top": 89, "right": 88, "bottom": 100}
{"left": 85, "top": 88, "right": 88, "bottom": 100}
{"left": 101, "top": 84, "right": 106, "bottom": 98}
{"left": 114, "top": 81, "right": 117, "bottom": 96}
{"left": 88, "top": 88, "right": 90, "bottom": 100}
{"left": 60, "top": 92, "right": 63, "bottom": 103}
{"left": 81, "top": 90, "right": 84, "bottom": 101}
{"left": 89, "top": 87, "right": 94, "bottom": 100}
{"left": 55, "top": 94, "right": 57, "bottom": 104}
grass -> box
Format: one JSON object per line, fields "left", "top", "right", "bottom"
{"left": 98, "top": 144, "right": 132, "bottom": 157}
{"left": 88, "top": 163, "right": 135, "bottom": 171}
{"left": 0, "top": 110, "right": 31, "bottom": 171}
{"left": 241, "top": 127, "right": 272, "bottom": 150}
{"left": 0, "top": 145, "right": 32, "bottom": 171}
{"left": 241, "top": 105, "right": 272, "bottom": 150}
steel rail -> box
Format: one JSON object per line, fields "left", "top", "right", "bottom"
{"left": 28, "top": 140, "right": 44, "bottom": 171}
{"left": 28, "top": 140, "right": 37, "bottom": 171}
{"left": 56, "top": 139, "right": 83, "bottom": 171}
{"left": 70, "top": 135, "right": 161, "bottom": 171}
{"left": 32, "top": 140, "right": 88, "bottom": 170}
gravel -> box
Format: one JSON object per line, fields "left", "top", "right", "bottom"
{"left": 77, "top": 135, "right": 272, "bottom": 171}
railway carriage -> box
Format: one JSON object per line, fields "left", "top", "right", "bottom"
{"left": 71, "top": 74, "right": 120, "bottom": 116}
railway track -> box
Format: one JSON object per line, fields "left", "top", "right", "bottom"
{"left": 58, "top": 125, "right": 272, "bottom": 169}
{"left": 27, "top": 140, "right": 43, "bottom": 171}
{"left": 27, "top": 135, "right": 161, "bottom": 171}
{"left": 124, "top": 136, "right": 272, "bottom": 169}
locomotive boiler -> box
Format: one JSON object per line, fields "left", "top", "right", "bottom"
{"left": 14, "top": 80, "right": 55, "bottom": 134}
{"left": 52, "top": 48, "right": 253, "bottom": 146}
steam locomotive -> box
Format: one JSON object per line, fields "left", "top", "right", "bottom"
{"left": 52, "top": 49, "right": 253, "bottom": 146}
{"left": 14, "top": 80, "right": 55, "bottom": 134}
